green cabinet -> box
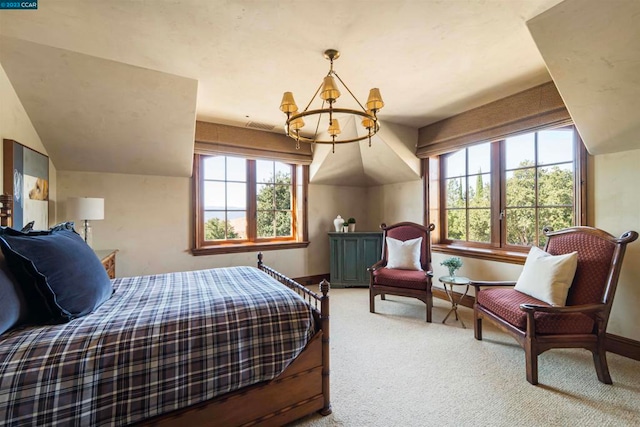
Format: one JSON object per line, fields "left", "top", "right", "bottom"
{"left": 329, "top": 232, "right": 383, "bottom": 288}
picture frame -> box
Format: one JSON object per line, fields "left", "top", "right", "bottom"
{"left": 3, "top": 139, "right": 49, "bottom": 230}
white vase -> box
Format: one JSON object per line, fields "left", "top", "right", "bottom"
{"left": 348, "top": 223, "right": 356, "bottom": 232}
{"left": 342, "top": 225, "right": 349, "bottom": 233}
{"left": 333, "top": 215, "right": 344, "bottom": 232}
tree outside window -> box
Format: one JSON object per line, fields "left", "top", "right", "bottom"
{"left": 193, "top": 154, "right": 306, "bottom": 254}
{"left": 441, "top": 126, "right": 581, "bottom": 251}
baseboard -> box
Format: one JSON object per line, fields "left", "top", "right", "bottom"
{"left": 293, "top": 273, "right": 330, "bottom": 287}
{"left": 432, "top": 286, "right": 476, "bottom": 309}
{"left": 431, "top": 288, "right": 640, "bottom": 361}
{"left": 309, "top": 275, "right": 640, "bottom": 361}
{"left": 605, "top": 333, "right": 640, "bottom": 361}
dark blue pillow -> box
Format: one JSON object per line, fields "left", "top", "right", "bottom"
{"left": 0, "top": 227, "right": 113, "bottom": 323}
{"left": 0, "top": 252, "right": 30, "bottom": 334}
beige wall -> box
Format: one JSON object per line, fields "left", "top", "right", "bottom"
{"left": 0, "top": 63, "right": 57, "bottom": 223}
{"left": 359, "top": 155, "right": 640, "bottom": 340}
{"left": 57, "top": 171, "right": 371, "bottom": 279}
{"left": 592, "top": 149, "right": 640, "bottom": 341}
{"left": 365, "top": 180, "right": 423, "bottom": 228}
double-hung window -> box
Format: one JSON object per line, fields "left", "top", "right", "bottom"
{"left": 436, "top": 125, "right": 586, "bottom": 260}
{"left": 192, "top": 154, "right": 308, "bottom": 255}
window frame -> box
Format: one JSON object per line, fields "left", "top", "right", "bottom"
{"left": 192, "top": 154, "right": 309, "bottom": 256}
{"left": 428, "top": 124, "right": 588, "bottom": 264}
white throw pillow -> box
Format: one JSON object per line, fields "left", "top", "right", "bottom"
{"left": 386, "top": 237, "right": 423, "bottom": 271}
{"left": 514, "top": 246, "right": 578, "bottom": 306}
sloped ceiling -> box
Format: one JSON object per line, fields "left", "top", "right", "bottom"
{"left": 527, "top": 0, "right": 640, "bottom": 155}
{"left": 0, "top": 36, "right": 197, "bottom": 176}
{"left": 0, "top": 0, "right": 565, "bottom": 181}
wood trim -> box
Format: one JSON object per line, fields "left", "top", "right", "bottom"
{"left": 292, "top": 273, "right": 330, "bottom": 288}
{"left": 438, "top": 286, "right": 640, "bottom": 362}
{"left": 432, "top": 286, "right": 476, "bottom": 309}
{"left": 308, "top": 279, "right": 640, "bottom": 361}
{"left": 433, "top": 243, "right": 527, "bottom": 265}
{"left": 191, "top": 240, "right": 310, "bottom": 256}
{"left": 605, "top": 333, "right": 640, "bottom": 361}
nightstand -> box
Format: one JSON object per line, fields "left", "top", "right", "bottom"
{"left": 94, "top": 249, "right": 118, "bottom": 279}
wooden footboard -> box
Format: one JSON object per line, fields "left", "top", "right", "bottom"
{"left": 140, "top": 254, "right": 331, "bottom": 426}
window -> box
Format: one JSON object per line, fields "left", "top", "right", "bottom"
{"left": 192, "top": 154, "right": 308, "bottom": 255}
{"left": 435, "top": 125, "right": 586, "bottom": 260}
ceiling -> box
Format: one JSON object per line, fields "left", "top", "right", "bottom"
{"left": 2, "top": 0, "right": 637, "bottom": 183}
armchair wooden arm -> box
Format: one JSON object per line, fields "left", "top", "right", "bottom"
{"left": 472, "top": 226, "right": 638, "bottom": 385}
{"left": 469, "top": 280, "right": 517, "bottom": 287}
{"left": 368, "top": 259, "right": 386, "bottom": 272}
{"left": 520, "top": 303, "right": 606, "bottom": 314}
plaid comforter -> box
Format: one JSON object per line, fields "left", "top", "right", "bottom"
{"left": 0, "top": 266, "right": 315, "bottom": 426}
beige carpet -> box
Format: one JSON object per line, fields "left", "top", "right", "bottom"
{"left": 289, "top": 287, "right": 640, "bottom": 427}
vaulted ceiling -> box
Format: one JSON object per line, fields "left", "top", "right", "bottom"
{"left": 1, "top": 0, "right": 638, "bottom": 184}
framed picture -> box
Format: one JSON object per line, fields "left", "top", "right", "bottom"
{"left": 3, "top": 139, "right": 49, "bottom": 230}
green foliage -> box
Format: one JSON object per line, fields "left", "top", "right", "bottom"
{"left": 348, "top": 217, "right": 356, "bottom": 224}
{"left": 446, "top": 159, "right": 573, "bottom": 247}
{"left": 506, "top": 163, "right": 573, "bottom": 246}
{"left": 205, "top": 217, "right": 239, "bottom": 240}
{"left": 256, "top": 170, "right": 293, "bottom": 238}
{"left": 440, "top": 256, "right": 463, "bottom": 270}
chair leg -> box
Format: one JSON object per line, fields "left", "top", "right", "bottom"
{"left": 525, "top": 337, "right": 539, "bottom": 385}
{"left": 592, "top": 345, "right": 613, "bottom": 384}
{"left": 381, "top": 294, "right": 386, "bottom": 300}
{"left": 369, "top": 289, "right": 375, "bottom": 313}
{"left": 473, "top": 307, "right": 482, "bottom": 340}
{"left": 426, "top": 292, "right": 433, "bottom": 323}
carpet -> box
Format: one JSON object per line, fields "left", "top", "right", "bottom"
{"left": 289, "top": 287, "right": 640, "bottom": 426}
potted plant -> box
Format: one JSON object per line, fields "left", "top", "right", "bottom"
{"left": 347, "top": 217, "right": 356, "bottom": 232}
{"left": 342, "top": 221, "right": 349, "bottom": 233}
{"left": 441, "top": 256, "right": 463, "bottom": 277}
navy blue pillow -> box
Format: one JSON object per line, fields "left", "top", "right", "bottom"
{"left": 0, "top": 227, "right": 113, "bottom": 323}
{"left": 0, "top": 252, "right": 30, "bottom": 334}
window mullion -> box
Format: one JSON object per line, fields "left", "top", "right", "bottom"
{"left": 491, "top": 141, "right": 502, "bottom": 248}
{"left": 247, "top": 159, "right": 257, "bottom": 241}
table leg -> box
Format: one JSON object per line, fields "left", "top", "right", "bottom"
{"left": 442, "top": 283, "right": 470, "bottom": 328}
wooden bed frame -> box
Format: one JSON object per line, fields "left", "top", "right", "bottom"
{"left": 0, "top": 195, "right": 330, "bottom": 426}
{"left": 139, "top": 253, "right": 331, "bottom": 426}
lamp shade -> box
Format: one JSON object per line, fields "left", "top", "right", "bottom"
{"left": 289, "top": 112, "right": 305, "bottom": 130}
{"left": 366, "top": 88, "right": 384, "bottom": 111}
{"left": 280, "top": 92, "right": 298, "bottom": 113}
{"left": 320, "top": 76, "right": 341, "bottom": 102}
{"left": 67, "top": 197, "right": 104, "bottom": 220}
{"left": 328, "top": 119, "right": 341, "bottom": 136}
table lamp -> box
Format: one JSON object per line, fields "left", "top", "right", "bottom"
{"left": 66, "top": 197, "right": 104, "bottom": 247}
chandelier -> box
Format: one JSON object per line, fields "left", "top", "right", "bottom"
{"left": 280, "top": 49, "right": 384, "bottom": 152}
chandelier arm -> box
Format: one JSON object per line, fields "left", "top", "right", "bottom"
{"left": 332, "top": 72, "right": 368, "bottom": 112}
{"left": 312, "top": 101, "right": 324, "bottom": 143}
{"left": 303, "top": 81, "right": 325, "bottom": 113}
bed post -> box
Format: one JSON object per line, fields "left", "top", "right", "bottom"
{"left": 257, "top": 252, "right": 263, "bottom": 268}
{"left": 319, "top": 279, "right": 332, "bottom": 415}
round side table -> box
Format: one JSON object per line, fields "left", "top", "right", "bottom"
{"left": 438, "top": 275, "right": 471, "bottom": 328}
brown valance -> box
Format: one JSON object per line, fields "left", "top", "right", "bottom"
{"left": 416, "top": 81, "right": 572, "bottom": 158}
{"left": 195, "top": 121, "right": 313, "bottom": 165}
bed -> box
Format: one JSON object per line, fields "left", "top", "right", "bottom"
{"left": 0, "top": 199, "right": 330, "bottom": 427}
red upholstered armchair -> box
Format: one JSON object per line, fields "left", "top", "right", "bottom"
{"left": 472, "top": 226, "right": 637, "bottom": 385}
{"left": 369, "top": 222, "right": 436, "bottom": 322}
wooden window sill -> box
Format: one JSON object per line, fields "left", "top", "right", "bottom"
{"left": 191, "top": 241, "right": 310, "bottom": 256}
{"left": 432, "top": 243, "right": 527, "bottom": 265}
